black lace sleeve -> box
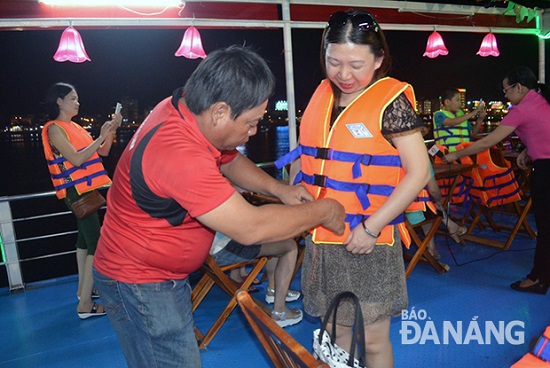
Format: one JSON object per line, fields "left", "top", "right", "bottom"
{"left": 381, "top": 93, "right": 426, "bottom": 139}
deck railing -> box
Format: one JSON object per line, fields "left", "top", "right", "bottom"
{"left": 0, "top": 190, "right": 79, "bottom": 291}
{"left": 0, "top": 162, "right": 282, "bottom": 292}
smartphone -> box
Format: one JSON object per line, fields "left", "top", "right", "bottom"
{"left": 115, "top": 102, "right": 122, "bottom": 115}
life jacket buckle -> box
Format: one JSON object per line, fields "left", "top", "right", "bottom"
{"left": 361, "top": 154, "right": 373, "bottom": 166}
{"left": 313, "top": 174, "right": 327, "bottom": 187}
{"left": 363, "top": 183, "right": 371, "bottom": 194}
{"left": 316, "top": 147, "right": 330, "bottom": 160}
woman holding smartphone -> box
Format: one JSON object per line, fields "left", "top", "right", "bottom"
{"left": 42, "top": 82, "right": 121, "bottom": 318}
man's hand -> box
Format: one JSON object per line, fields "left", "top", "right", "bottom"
{"left": 277, "top": 184, "right": 314, "bottom": 205}
{"left": 319, "top": 198, "right": 346, "bottom": 235}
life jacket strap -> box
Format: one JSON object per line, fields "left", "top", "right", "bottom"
{"left": 300, "top": 171, "right": 396, "bottom": 210}
{"left": 346, "top": 213, "right": 405, "bottom": 231}
{"left": 275, "top": 144, "right": 402, "bottom": 179}
{"left": 533, "top": 330, "right": 550, "bottom": 363}
{"left": 53, "top": 170, "right": 109, "bottom": 192}
{"left": 49, "top": 157, "right": 103, "bottom": 180}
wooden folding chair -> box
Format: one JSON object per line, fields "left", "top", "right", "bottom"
{"left": 191, "top": 254, "right": 269, "bottom": 349}
{"left": 460, "top": 147, "right": 535, "bottom": 250}
{"left": 404, "top": 215, "right": 450, "bottom": 278}
{"left": 462, "top": 198, "right": 535, "bottom": 250}
{"left": 236, "top": 290, "right": 329, "bottom": 368}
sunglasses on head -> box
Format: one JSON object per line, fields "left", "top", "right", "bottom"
{"left": 327, "top": 11, "right": 379, "bottom": 33}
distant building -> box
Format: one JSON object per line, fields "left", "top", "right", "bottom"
{"left": 457, "top": 88, "right": 466, "bottom": 110}
{"left": 120, "top": 97, "right": 139, "bottom": 125}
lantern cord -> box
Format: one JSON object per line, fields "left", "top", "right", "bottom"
{"left": 118, "top": 2, "right": 184, "bottom": 16}
{"left": 407, "top": 11, "right": 474, "bottom": 21}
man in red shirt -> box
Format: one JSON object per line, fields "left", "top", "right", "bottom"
{"left": 93, "top": 45, "right": 345, "bottom": 368}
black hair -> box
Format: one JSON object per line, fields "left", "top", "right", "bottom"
{"left": 43, "top": 82, "right": 76, "bottom": 120}
{"left": 504, "top": 66, "right": 550, "bottom": 105}
{"left": 440, "top": 89, "right": 459, "bottom": 104}
{"left": 320, "top": 9, "right": 390, "bottom": 116}
{"left": 183, "top": 45, "right": 275, "bottom": 119}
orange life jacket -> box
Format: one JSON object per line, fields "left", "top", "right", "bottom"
{"left": 276, "top": 78, "right": 433, "bottom": 247}
{"left": 456, "top": 142, "right": 522, "bottom": 207}
{"left": 432, "top": 144, "right": 474, "bottom": 204}
{"left": 511, "top": 325, "right": 550, "bottom": 368}
{"left": 42, "top": 120, "right": 111, "bottom": 199}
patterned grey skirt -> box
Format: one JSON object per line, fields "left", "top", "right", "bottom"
{"left": 301, "top": 230, "right": 408, "bottom": 326}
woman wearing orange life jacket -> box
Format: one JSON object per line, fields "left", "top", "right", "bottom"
{"left": 279, "top": 10, "right": 431, "bottom": 367}
{"left": 41, "top": 82, "right": 121, "bottom": 319}
{"left": 445, "top": 66, "right": 550, "bottom": 295}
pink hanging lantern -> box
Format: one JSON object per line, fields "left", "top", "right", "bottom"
{"left": 423, "top": 31, "right": 448, "bottom": 59}
{"left": 175, "top": 26, "right": 207, "bottom": 59}
{"left": 53, "top": 26, "right": 91, "bottom": 63}
{"left": 477, "top": 33, "right": 500, "bottom": 57}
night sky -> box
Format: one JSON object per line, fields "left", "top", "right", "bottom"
{"left": 0, "top": 27, "right": 546, "bottom": 119}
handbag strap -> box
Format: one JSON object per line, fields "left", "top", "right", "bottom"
{"left": 318, "top": 291, "right": 367, "bottom": 367}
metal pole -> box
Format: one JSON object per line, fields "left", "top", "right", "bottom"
{"left": 281, "top": 0, "right": 297, "bottom": 151}
{"left": 539, "top": 37, "right": 545, "bottom": 83}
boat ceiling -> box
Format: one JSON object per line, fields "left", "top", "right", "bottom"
{"left": 0, "top": 0, "right": 548, "bottom": 35}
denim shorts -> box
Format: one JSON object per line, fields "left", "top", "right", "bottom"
{"left": 211, "top": 240, "right": 261, "bottom": 267}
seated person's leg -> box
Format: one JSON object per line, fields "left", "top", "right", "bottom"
{"left": 257, "top": 239, "right": 302, "bottom": 327}
{"left": 211, "top": 236, "right": 302, "bottom": 327}
{"left": 211, "top": 240, "right": 261, "bottom": 292}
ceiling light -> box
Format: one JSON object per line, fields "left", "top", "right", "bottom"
{"left": 423, "top": 31, "right": 448, "bottom": 58}
{"left": 53, "top": 26, "right": 91, "bottom": 63}
{"left": 39, "top": 0, "right": 183, "bottom": 7}
{"left": 175, "top": 26, "right": 207, "bottom": 59}
{"left": 477, "top": 33, "right": 500, "bottom": 57}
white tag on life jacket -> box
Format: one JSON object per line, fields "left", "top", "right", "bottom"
{"left": 346, "top": 123, "right": 373, "bottom": 138}
{"left": 428, "top": 145, "right": 440, "bottom": 156}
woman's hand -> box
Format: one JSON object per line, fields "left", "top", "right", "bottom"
{"left": 343, "top": 225, "right": 377, "bottom": 255}
{"left": 103, "top": 112, "right": 122, "bottom": 135}
{"left": 443, "top": 152, "right": 458, "bottom": 164}
{"left": 99, "top": 120, "right": 113, "bottom": 141}
{"left": 111, "top": 112, "right": 122, "bottom": 131}
{"left": 517, "top": 149, "right": 533, "bottom": 170}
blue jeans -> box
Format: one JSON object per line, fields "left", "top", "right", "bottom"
{"left": 93, "top": 267, "right": 201, "bottom": 368}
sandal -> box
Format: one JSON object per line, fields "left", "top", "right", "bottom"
{"left": 78, "top": 302, "right": 106, "bottom": 320}
{"left": 77, "top": 288, "right": 100, "bottom": 301}
{"left": 239, "top": 269, "right": 261, "bottom": 284}
{"left": 231, "top": 280, "right": 259, "bottom": 293}
{"left": 265, "top": 287, "right": 301, "bottom": 304}
{"left": 449, "top": 226, "right": 467, "bottom": 244}
{"left": 271, "top": 308, "right": 303, "bottom": 328}
{"left": 510, "top": 280, "right": 549, "bottom": 295}
{"left": 427, "top": 247, "right": 441, "bottom": 260}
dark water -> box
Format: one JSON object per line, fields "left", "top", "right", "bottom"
{"left": 0, "top": 125, "right": 290, "bottom": 196}
{"left": 0, "top": 126, "right": 290, "bottom": 286}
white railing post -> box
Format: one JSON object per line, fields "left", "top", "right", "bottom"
{"left": 0, "top": 198, "right": 24, "bottom": 291}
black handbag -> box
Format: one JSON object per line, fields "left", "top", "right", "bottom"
{"left": 313, "top": 291, "right": 366, "bottom": 368}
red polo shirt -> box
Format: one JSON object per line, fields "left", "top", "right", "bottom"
{"left": 95, "top": 95, "right": 237, "bottom": 283}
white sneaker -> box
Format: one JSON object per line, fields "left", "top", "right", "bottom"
{"left": 265, "top": 287, "right": 301, "bottom": 304}
{"left": 271, "top": 308, "right": 303, "bottom": 328}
